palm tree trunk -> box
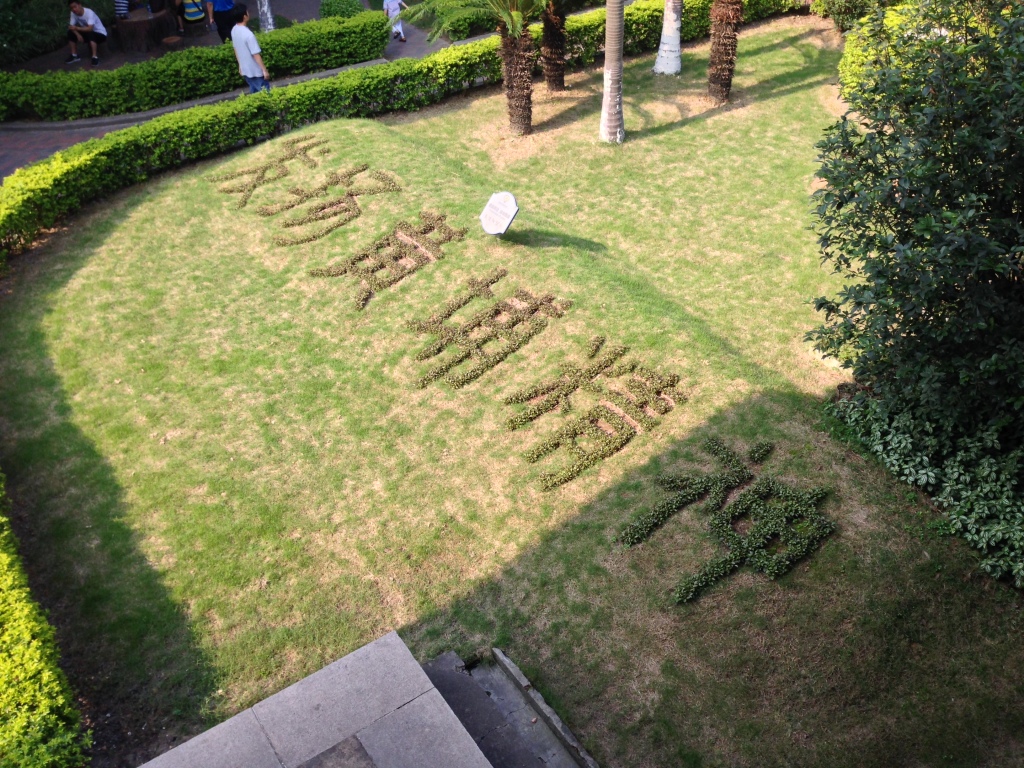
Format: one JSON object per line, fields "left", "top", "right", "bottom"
{"left": 541, "top": 2, "right": 566, "bottom": 91}
{"left": 500, "top": 28, "right": 537, "bottom": 136}
{"left": 652, "top": 0, "right": 682, "bottom": 75}
{"left": 599, "top": 0, "right": 625, "bottom": 143}
{"left": 707, "top": 0, "right": 742, "bottom": 103}
{"left": 257, "top": 0, "right": 275, "bottom": 31}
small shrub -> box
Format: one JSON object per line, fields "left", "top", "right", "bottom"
{"left": 836, "top": 1, "right": 911, "bottom": 96}
{"left": 0, "top": 471, "right": 91, "bottom": 767}
{"left": 812, "top": 0, "right": 875, "bottom": 31}
{"left": 320, "top": 0, "right": 365, "bottom": 18}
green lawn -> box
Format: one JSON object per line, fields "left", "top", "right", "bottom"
{"left": 2, "top": 16, "right": 1023, "bottom": 767}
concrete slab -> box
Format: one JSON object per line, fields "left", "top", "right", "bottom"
{"left": 422, "top": 653, "right": 538, "bottom": 768}
{"left": 492, "top": 650, "right": 599, "bottom": 768}
{"left": 139, "top": 709, "right": 283, "bottom": 768}
{"left": 466, "top": 663, "right": 530, "bottom": 720}
{"left": 254, "top": 631, "right": 434, "bottom": 768}
{"left": 297, "top": 736, "right": 375, "bottom": 768}
{"left": 422, "top": 652, "right": 508, "bottom": 737}
{"left": 357, "top": 689, "right": 493, "bottom": 768}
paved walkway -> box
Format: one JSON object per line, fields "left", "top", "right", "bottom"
{"left": 139, "top": 632, "right": 492, "bottom": 768}
{"left": 0, "top": 0, "right": 447, "bottom": 181}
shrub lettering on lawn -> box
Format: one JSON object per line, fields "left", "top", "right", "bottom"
{"left": 208, "top": 134, "right": 402, "bottom": 245}
{"left": 261, "top": 164, "right": 401, "bottom": 246}
{"left": 618, "top": 438, "right": 835, "bottom": 603}
{"left": 208, "top": 134, "right": 331, "bottom": 209}
{"left": 309, "top": 211, "right": 466, "bottom": 309}
{"left": 408, "top": 269, "right": 571, "bottom": 389}
{"left": 507, "top": 336, "right": 683, "bottom": 490}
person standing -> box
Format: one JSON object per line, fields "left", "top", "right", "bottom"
{"left": 230, "top": 4, "right": 271, "bottom": 93}
{"left": 207, "top": 0, "right": 236, "bottom": 42}
{"left": 66, "top": 0, "right": 107, "bottom": 66}
{"left": 382, "top": 0, "right": 408, "bottom": 42}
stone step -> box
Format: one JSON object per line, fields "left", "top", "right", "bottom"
{"left": 139, "top": 631, "right": 492, "bottom": 768}
{"left": 422, "top": 650, "right": 598, "bottom": 768}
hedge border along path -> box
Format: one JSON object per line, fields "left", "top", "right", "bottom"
{"left": 0, "top": 0, "right": 800, "bottom": 266}
{"left": 0, "top": 12, "right": 392, "bottom": 123}
{"left": 0, "top": 469, "right": 91, "bottom": 768}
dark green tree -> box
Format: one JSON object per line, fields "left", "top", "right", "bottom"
{"left": 810, "top": 0, "right": 1024, "bottom": 584}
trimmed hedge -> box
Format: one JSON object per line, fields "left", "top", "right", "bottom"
{"left": 320, "top": 0, "right": 366, "bottom": 19}
{"left": 0, "top": 471, "right": 90, "bottom": 768}
{"left": 0, "top": 0, "right": 797, "bottom": 263}
{"left": 0, "top": 11, "right": 391, "bottom": 122}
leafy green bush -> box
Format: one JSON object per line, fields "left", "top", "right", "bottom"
{"left": 810, "top": 0, "right": 876, "bottom": 31}
{"left": 320, "top": 0, "right": 366, "bottom": 19}
{"left": 0, "top": 0, "right": 798, "bottom": 262}
{"left": 810, "top": 0, "right": 1024, "bottom": 586}
{"left": 837, "top": 2, "right": 911, "bottom": 96}
{"left": 0, "top": 471, "right": 90, "bottom": 768}
{"left": 0, "top": 12, "right": 391, "bottom": 122}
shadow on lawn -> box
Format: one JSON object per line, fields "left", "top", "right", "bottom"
{"left": 0, "top": 228, "right": 217, "bottom": 767}
{"left": 402, "top": 386, "right": 1024, "bottom": 767}
{"left": 500, "top": 227, "right": 607, "bottom": 253}
{"left": 531, "top": 28, "right": 840, "bottom": 137}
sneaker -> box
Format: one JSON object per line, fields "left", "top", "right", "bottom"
{"left": 65, "top": 54, "right": 81, "bottom": 64}
{"left": 393, "top": 31, "right": 399, "bottom": 38}
{"left": 400, "top": 36, "right": 406, "bottom": 42}
{"left": 91, "top": 56, "right": 99, "bottom": 66}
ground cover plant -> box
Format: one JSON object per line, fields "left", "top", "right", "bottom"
{"left": 1, "top": 15, "right": 1023, "bottom": 768}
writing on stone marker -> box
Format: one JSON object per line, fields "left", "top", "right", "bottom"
{"left": 480, "top": 192, "right": 519, "bottom": 236}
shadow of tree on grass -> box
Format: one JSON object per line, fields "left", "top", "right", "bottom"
{"left": 0, "top": 219, "right": 218, "bottom": 768}
{"left": 529, "top": 27, "right": 841, "bottom": 137}
{"left": 402, "top": 388, "right": 1024, "bottom": 768}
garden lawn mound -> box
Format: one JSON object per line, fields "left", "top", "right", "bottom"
{"left": 0, "top": 15, "right": 1022, "bottom": 768}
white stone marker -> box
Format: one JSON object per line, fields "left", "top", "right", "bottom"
{"left": 480, "top": 191, "right": 519, "bottom": 235}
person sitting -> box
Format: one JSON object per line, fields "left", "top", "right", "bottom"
{"left": 230, "top": 4, "right": 270, "bottom": 93}
{"left": 66, "top": 0, "right": 107, "bottom": 66}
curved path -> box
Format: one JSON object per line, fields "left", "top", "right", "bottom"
{"left": 0, "top": 5, "right": 447, "bottom": 180}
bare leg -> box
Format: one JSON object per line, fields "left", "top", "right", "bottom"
{"left": 90, "top": 39, "right": 98, "bottom": 56}
{"left": 69, "top": 31, "right": 83, "bottom": 55}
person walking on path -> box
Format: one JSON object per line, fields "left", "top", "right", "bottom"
{"left": 208, "top": 0, "right": 237, "bottom": 42}
{"left": 66, "top": 0, "right": 107, "bottom": 66}
{"left": 231, "top": 4, "right": 271, "bottom": 92}
{"left": 383, "top": 0, "right": 409, "bottom": 43}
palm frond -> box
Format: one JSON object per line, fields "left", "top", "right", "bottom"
{"left": 405, "top": 0, "right": 540, "bottom": 39}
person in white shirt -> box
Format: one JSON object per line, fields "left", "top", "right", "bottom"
{"left": 382, "top": 0, "right": 408, "bottom": 43}
{"left": 66, "top": 0, "right": 107, "bottom": 66}
{"left": 230, "top": 4, "right": 271, "bottom": 93}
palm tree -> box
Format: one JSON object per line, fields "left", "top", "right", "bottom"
{"left": 652, "top": 0, "right": 682, "bottom": 74}
{"left": 540, "top": 0, "right": 588, "bottom": 91}
{"left": 599, "top": 0, "right": 625, "bottom": 142}
{"left": 707, "top": 0, "right": 742, "bottom": 102}
{"left": 541, "top": 1, "right": 567, "bottom": 90}
{"left": 406, "top": 0, "right": 542, "bottom": 135}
